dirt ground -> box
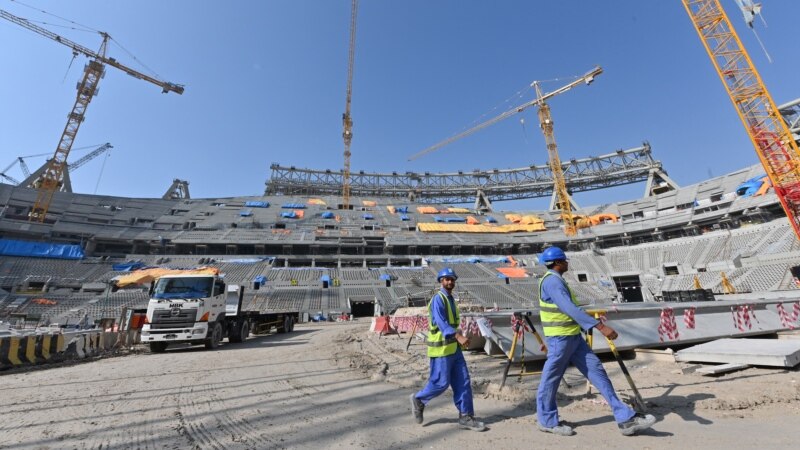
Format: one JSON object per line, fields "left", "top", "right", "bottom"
{"left": 1, "top": 322, "right": 798, "bottom": 449}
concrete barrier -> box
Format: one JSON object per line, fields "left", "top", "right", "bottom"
{"left": 0, "top": 331, "right": 119, "bottom": 370}
{"left": 470, "top": 294, "right": 800, "bottom": 362}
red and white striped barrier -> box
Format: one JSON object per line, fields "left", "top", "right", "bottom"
{"left": 658, "top": 307, "right": 679, "bottom": 342}
{"left": 731, "top": 305, "right": 755, "bottom": 332}
{"left": 683, "top": 307, "right": 696, "bottom": 329}
{"left": 777, "top": 302, "right": 800, "bottom": 329}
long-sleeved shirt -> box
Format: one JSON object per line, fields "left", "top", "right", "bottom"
{"left": 540, "top": 269, "right": 599, "bottom": 332}
{"left": 430, "top": 288, "right": 458, "bottom": 339}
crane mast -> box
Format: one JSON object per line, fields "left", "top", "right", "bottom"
{"left": 534, "top": 82, "right": 576, "bottom": 236}
{"left": 682, "top": 0, "right": 800, "bottom": 242}
{"left": 0, "top": 8, "right": 183, "bottom": 222}
{"left": 341, "top": 0, "right": 358, "bottom": 210}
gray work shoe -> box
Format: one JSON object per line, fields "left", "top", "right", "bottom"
{"left": 458, "top": 414, "right": 487, "bottom": 432}
{"left": 618, "top": 413, "right": 656, "bottom": 436}
{"left": 410, "top": 393, "right": 424, "bottom": 425}
{"left": 537, "top": 421, "right": 575, "bottom": 436}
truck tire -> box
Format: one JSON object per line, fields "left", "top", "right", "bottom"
{"left": 278, "top": 315, "right": 291, "bottom": 334}
{"left": 287, "top": 315, "right": 294, "bottom": 332}
{"left": 229, "top": 319, "right": 249, "bottom": 343}
{"left": 204, "top": 322, "right": 223, "bottom": 349}
{"left": 150, "top": 342, "right": 168, "bottom": 353}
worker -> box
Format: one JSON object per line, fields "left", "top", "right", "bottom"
{"left": 535, "top": 246, "right": 656, "bottom": 436}
{"left": 410, "top": 267, "right": 486, "bottom": 432}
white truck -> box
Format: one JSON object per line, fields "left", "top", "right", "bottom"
{"left": 141, "top": 273, "right": 299, "bottom": 353}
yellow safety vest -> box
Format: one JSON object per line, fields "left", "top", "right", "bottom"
{"left": 427, "top": 291, "right": 460, "bottom": 357}
{"left": 538, "top": 271, "right": 581, "bottom": 337}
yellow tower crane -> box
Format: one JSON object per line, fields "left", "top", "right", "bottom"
{"left": 409, "top": 66, "right": 602, "bottom": 236}
{"left": 341, "top": 0, "right": 358, "bottom": 210}
{"left": 0, "top": 8, "right": 183, "bottom": 222}
{"left": 682, "top": 0, "right": 800, "bottom": 242}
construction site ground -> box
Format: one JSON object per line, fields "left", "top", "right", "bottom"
{"left": 1, "top": 322, "right": 799, "bottom": 449}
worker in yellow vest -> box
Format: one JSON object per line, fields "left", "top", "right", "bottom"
{"left": 410, "top": 267, "right": 486, "bottom": 431}
{"left": 536, "top": 247, "right": 656, "bottom": 436}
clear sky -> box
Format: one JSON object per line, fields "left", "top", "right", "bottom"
{"left": 1, "top": 0, "right": 798, "bottom": 210}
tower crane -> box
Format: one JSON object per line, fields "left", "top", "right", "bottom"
{"left": 682, "top": 0, "right": 800, "bottom": 242}
{"left": 408, "top": 66, "right": 602, "bottom": 236}
{"left": 0, "top": 8, "right": 183, "bottom": 222}
{"left": 341, "top": 0, "right": 358, "bottom": 210}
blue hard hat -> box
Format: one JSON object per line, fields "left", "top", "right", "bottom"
{"left": 540, "top": 246, "right": 568, "bottom": 264}
{"left": 437, "top": 267, "right": 458, "bottom": 281}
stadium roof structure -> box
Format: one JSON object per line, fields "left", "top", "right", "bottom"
{"left": 265, "top": 143, "right": 673, "bottom": 208}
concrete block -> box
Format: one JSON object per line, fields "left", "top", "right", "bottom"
{"left": 696, "top": 363, "right": 750, "bottom": 375}
{"left": 676, "top": 338, "right": 800, "bottom": 368}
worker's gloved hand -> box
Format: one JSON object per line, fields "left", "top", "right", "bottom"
{"left": 455, "top": 330, "right": 470, "bottom": 347}
{"left": 595, "top": 323, "right": 618, "bottom": 340}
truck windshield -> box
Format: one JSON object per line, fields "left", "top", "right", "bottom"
{"left": 153, "top": 277, "right": 214, "bottom": 299}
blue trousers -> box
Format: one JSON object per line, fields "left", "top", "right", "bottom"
{"left": 415, "top": 350, "right": 474, "bottom": 415}
{"left": 537, "top": 334, "right": 635, "bottom": 427}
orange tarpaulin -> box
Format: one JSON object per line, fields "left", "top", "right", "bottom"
{"left": 294, "top": 209, "right": 305, "bottom": 219}
{"left": 466, "top": 216, "right": 479, "bottom": 225}
{"left": 520, "top": 215, "right": 543, "bottom": 225}
{"left": 307, "top": 198, "right": 326, "bottom": 205}
{"left": 417, "top": 206, "right": 438, "bottom": 214}
{"left": 362, "top": 200, "right": 377, "bottom": 207}
{"left": 387, "top": 206, "right": 396, "bottom": 214}
{"left": 417, "top": 223, "right": 545, "bottom": 233}
{"left": 505, "top": 214, "right": 521, "bottom": 223}
{"left": 448, "top": 207, "right": 471, "bottom": 214}
{"left": 115, "top": 267, "right": 220, "bottom": 288}
{"left": 496, "top": 267, "right": 528, "bottom": 278}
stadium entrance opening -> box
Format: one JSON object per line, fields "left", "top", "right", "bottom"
{"left": 613, "top": 275, "right": 644, "bottom": 302}
{"left": 350, "top": 298, "right": 375, "bottom": 317}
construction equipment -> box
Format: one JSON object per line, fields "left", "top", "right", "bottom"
{"left": 341, "top": 0, "right": 358, "bottom": 210}
{"left": 721, "top": 271, "right": 736, "bottom": 294}
{"left": 683, "top": 0, "right": 800, "bottom": 242}
{"left": 20, "top": 143, "right": 114, "bottom": 193}
{"left": 500, "top": 312, "right": 547, "bottom": 389}
{"left": 591, "top": 312, "right": 646, "bottom": 412}
{"left": 409, "top": 67, "right": 602, "bottom": 235}
{"left": 0, "top": 8, "right": 183, "bottom": 222}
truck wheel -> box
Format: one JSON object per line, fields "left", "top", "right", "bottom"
{"left": 278, "top": 315, "right": 291, "bottom": 334}
{"left": 205, "top": 322, "right": 223, "bottom": 349}
{"left": 149, "top": 342, "right": 168, "bottom": 353}
{"left": 230, "top": 319, "right": 249, "bottom": 343}
{"left": 287, "top": 315, "right": 294, "bottom": 332}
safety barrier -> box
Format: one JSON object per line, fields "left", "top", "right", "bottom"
{"left": 471, "top": 294, "right": 800, "bottom": 362}
{"left": 0, "top": 330, "right": 125, "bottom": 370}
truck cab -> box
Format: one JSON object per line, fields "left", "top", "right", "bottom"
{"left": 141, "top": 274, "right": 232, "bottom": 352}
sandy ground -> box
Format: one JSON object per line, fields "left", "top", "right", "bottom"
{"left": 1, "top": 322, "right": 798, "bottom": 449}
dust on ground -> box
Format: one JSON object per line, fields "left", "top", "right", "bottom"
{"left": 1, "top": 322, "right": 798, "bottom": 449}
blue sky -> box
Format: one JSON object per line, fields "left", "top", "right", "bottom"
{"left": 1, "top": 0, "right": 798, "bottom": 210}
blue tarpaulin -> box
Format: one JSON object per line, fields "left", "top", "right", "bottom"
{"left": 245, "top": 201, "right": 270, "bottom": 208}
{"left": 239, "top": 209, "right": 253, "bottom": 217}
{"left": 486, "top": 216, "right": 497, "bottom": 223}
{"left": 735, "top": 175, "right": 767, "bottom": 197}
{"left": 253, "top": 275, "right": 267, "bottom": 284}
{"left": 282, "top": 203, "right": 306, "bottom": 209}
{"left": 441, "top": 256, "right": 509, "bottom": 264}
{"left": 396, "top": 206, "right": 409, "bottom": 213}
{"left": 379, "top": 274, "right": 392, "bottom": 280}
{"left": 363, "top": 214, "right": 374, "bottom": 220}
{"left": 320, "top": 274, "right": 332, "bottom": 282}
{"left": 0, "top": 238, "right": 84, "bottom": 260}
{"left": 321, "top": 211, "right": 335, "bottom": 219}
{"left": 281, "top": 211, "right": 297, "bottom": 219}
{"left": 112, "top": 262, "right": 145, "bottom": 272}
{"left": 445, "top": 217, "right": 466, "bottom": 223}
{"left": 434, "top": 216, "right": 444, "bottom": 222}
{"left": 400, "top": 214, "right": 410, "bottom": 221}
